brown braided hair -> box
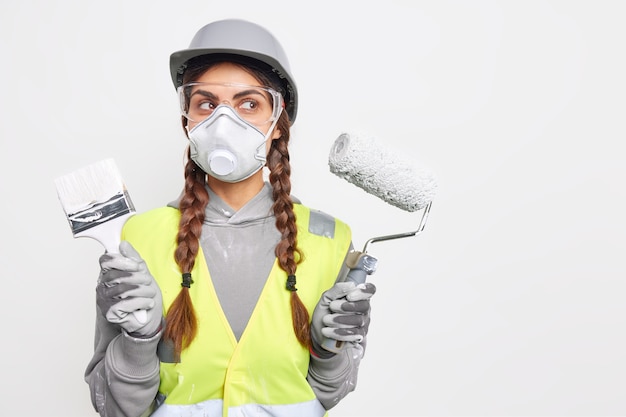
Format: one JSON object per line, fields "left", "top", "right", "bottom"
{"left": 162, "top": 157, "right": 208, "bottom": 358}
{"left": 267, "top": 113, "right": 309, "bottom": 349}
{"left": 164, "top": 57, "right": 310, "bottom": 358}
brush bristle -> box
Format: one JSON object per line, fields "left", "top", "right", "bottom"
{"left": 55, "top": 159, "right": 136, "bottom": 235}
{"left": 328, "top": 133, "right": 437, "bottom": 212}
{"left": 55, "top": 159, "right": 129, "bottom": 214}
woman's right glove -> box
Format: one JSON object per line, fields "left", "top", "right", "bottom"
{"left": 96, "top": 240, "right": 163, "bottom": 338}
{"left": 310, "top": 281, "right": 376, "bottom": 355}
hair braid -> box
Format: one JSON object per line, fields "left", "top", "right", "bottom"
{"left": 164, "top": 156, "right": 209, "bottom": 358}
{"left": 267, "top": 115, "right": 310, "bottom": 349}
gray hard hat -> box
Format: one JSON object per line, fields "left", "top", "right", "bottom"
{"left": 170, "top": 19, "right": 298, "bottom": 123}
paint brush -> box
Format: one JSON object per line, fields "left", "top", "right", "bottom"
{"left": 55, "top": 158, "right": 146, "bottom": 323}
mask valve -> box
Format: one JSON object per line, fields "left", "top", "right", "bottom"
{"left": 208, "top": 149, "right": 237, "bottom": 175}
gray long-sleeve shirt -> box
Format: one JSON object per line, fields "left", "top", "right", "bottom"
{"left": 85, "top": 182, "right": 365, "bottom": 416}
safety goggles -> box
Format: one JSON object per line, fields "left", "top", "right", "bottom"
{"left": 177, "top": 82, "right": 283, "bottom": 126}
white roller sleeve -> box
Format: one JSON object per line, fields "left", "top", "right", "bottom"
{"left": 328, "top": 133, "right": 437, "bottom": 212}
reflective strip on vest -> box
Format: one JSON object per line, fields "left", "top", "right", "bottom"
{"left": 151, "top": 398, "right": 326, "bottom": 417}
{"left": 122, "top": 204, "right": 350, "bottom": 417}
{"left": 151, "top": 398, "right": 222, "bottom": 416}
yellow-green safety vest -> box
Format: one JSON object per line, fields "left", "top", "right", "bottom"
{"left": 122, "top": 204, "right": 352, "bottom": 417}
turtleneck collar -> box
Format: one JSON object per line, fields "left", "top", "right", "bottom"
{"left": 168, "top": 182, "right": 276, "bottom": 226}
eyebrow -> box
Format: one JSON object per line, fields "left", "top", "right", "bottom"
{"left": 189, "top": 88, "right": 268, "bottom": 102}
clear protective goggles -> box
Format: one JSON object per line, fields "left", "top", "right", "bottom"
{"left": 177, "top": 82, "right": 283, "bottom": 126}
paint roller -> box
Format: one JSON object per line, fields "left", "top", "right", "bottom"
{"left": 322, "top": 132, "right": 437, "bottom": 352}
{"left": 329, "top": 131, "right": 437, "bottom": 252}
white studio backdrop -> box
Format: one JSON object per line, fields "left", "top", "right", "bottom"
{"left": 1, "top": 1, "right": 624, "bottom": 416}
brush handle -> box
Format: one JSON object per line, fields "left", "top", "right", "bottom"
{"left": 320, "top": 252, "right": 377, "bottom": 353}
{"left": 76, "top": 213, "right": 147, "bottom": 324}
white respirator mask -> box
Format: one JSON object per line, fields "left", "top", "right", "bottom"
{"left": 187, "top": 105, "right": 278, "bottom": 183}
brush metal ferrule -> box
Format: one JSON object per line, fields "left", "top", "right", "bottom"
{"left": 67, "top": 190, "right": 135, "bottom": 234}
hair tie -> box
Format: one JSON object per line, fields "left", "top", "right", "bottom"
{"left": 181, "top": 272, "right": 194, "bottom": 288}
{"left": 286, "top": 275, "right": 297, "bottom": 292}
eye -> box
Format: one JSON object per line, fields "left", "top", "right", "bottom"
{"left": 238, "top": 99, "right": 258, "bottom": 113}
{"left": 198, "top": 101, "right": 215, "bottom": 111}
{"left": 190, "top": 95, "right": 218, "bottom": 116}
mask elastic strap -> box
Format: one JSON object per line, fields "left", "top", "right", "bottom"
{"left": 255, "top": 107, "right": 284, "bottom": 161}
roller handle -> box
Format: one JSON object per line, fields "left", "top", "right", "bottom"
{"left": 320, "top": 252, "right": 377, "bottom": 353}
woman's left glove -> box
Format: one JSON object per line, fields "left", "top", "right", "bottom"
{"left": 96, "top": 241, "right": 163, "bottom": 337}
{"left": 310, "top": 281, "right": 376, "bottom": 353}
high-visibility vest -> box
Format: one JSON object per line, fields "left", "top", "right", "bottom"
{"left": 122, "top": 204, "right": 352, "bottom": 417}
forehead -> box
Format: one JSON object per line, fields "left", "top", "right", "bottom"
{"left": 195, "top": 62, "right": 261, "bottom": 86}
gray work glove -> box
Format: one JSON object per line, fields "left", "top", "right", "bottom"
{"left": 97, "top": 240, "right": 163, "bottom": 337}
{"left": 311, "top": 281, "right": 376, "bottom": 355}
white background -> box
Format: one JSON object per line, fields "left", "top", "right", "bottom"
{"left": 1, "top": 1, "right": 624, "bottom": 416}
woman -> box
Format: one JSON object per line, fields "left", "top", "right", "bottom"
{"left": 85, "top": 18, "right": 376, "bottom": 417}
